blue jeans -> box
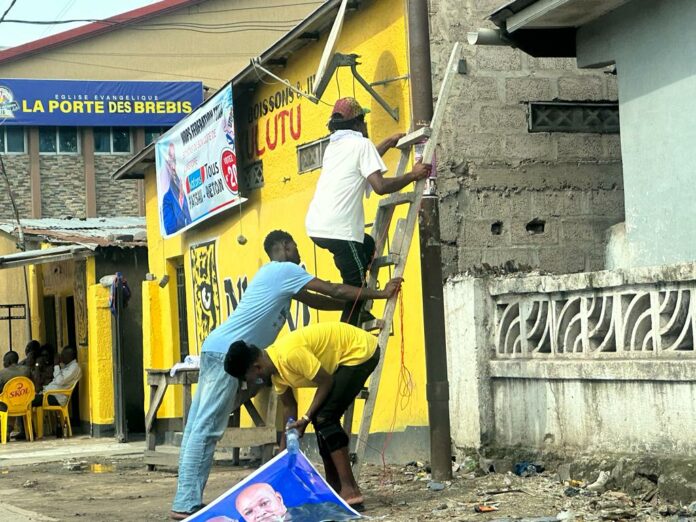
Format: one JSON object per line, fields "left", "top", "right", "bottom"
{"left": 172, "top": 352, "right": 239, "bottom": 513}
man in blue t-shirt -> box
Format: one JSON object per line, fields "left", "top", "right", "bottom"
{"left": 171, "top": 230, "right": 400, "bottom": 520}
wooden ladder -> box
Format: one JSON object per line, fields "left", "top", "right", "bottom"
{"left": 345, "top": 42, "right": 461, "bottom": 480}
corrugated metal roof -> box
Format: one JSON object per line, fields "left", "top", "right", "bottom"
{"left": 0, "top": 245, "right": 92, "bottom": 270}
{"left": 0, "top": 217, "right": 146, "bottom": 248}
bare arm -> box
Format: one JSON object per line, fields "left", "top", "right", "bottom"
{"left": 375, "top": 132, "right": 406, "bottom": 156}
{"left": 294, "top": 289, "right": 345, "bottom": 311}
{"left": 367, "top": 161, "right": 431, "bottom": 195}
{"left": 287, "top": 368, "right": 334, "bottom": 436}
{"left": 300, "top": 277, "right": 402, "bottom": 302}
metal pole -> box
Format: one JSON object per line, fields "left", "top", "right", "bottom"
{"left": 111, "top": 276, "right": 127, "bottom": 442}
{"left": 408, "top": 0, "right": 453, "bottom": 481}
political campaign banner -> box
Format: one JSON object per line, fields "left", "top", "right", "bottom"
{"left": 185, "top": 450, "right": 361, "bottom": 522}
{"left": 155, "top": 84, "right": 244, "bottom": 238}
{"left": 0, "top": 79, "right": 202, "bottom": 126}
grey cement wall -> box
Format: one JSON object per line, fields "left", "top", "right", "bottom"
{"left": 430, "top": 0, "right": 625, "bottom": 278}
{"left": 444, "top": 264, "right": 696, "bottom": 458}
{"left": 40, "top": 155, "right": 86, "bottom": 218}
{"left": 95, "top": 155, "right": 140, "bottom": 217}
{"left": 577, "top": 0, "right": 696, "bottom": 267}
{"left": 0, "top": 154, "right": 32, "bottom": 219}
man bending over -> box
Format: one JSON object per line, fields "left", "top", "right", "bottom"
{"left": 225, "top": 322, "right": 380, "bottom": 508}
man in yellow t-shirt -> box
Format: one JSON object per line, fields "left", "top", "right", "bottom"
{"left": 224, "top": 322, "right": 379, "bottom": 509}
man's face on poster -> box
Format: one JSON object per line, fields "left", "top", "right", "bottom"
{"left": 166, "top": 143, "right": 182, "bottom": 192}
{"left": 235, "top": 483, "right": 287, "bottom": 522}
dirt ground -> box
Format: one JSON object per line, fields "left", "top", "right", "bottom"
{"left": 2, "top": 452, "right": 695, "bottom": 522}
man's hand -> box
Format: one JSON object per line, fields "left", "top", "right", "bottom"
{"left": 376, "top": 133, "right": 407, "bottom": 156}
{"left": 287, "top": 416, "right": 310, "bottom": 437}
{"left": 384, "top": 133, "right": 406, "bottom": 149}
{"left": 408, "top": 161, "right": 431, "bottom": 181}
{"left": 380, "top": 277, "right": 403, "bottom": 298}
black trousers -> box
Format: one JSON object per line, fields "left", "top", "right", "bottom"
{"left": 312, "top": 347, "right": 380, "bottom": 456}
{"left": 311, "top": 234, "right": 376, "bottom": 326}
{"left": 31, "top": 394, "right": 60, "bottom": 408}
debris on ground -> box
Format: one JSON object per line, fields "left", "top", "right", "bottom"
{"left": 2, "top": 454, "right": 696, "bottom": 521}
{"left": 514, "top": 462, "right": 545, "bottom": 477}
{"left": 475, "top": 504, "right": 499, "bottom": 513}
{"left": 62, "top": 459, "right": 88, "bottom": 472}
{"left": 587, "top": 470, "right": 612, "bottom": 492}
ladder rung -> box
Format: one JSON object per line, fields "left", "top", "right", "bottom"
{"left": 379, "top": 192, "right": 416, "bottom": 208}
{"left": 361, "top": 319, "right": 384, "bottom": 331}
{"left": 396, "top": 127, "right": 431, "bottom": 149}
{"left": 358, "top": 388, "right": 369, "bottom": 400}
{"left": 372, "top": 254, "right": 400, "bottom": 269}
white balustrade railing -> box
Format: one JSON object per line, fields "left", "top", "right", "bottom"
{"left": 494, "top": 282, "right": 696, "bottom": 358}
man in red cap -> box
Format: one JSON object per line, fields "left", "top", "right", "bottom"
{"left": 305, "top": 97, "right": 430, "bottom": 325}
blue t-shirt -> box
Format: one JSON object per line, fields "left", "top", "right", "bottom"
{"left": 202, "top": 261, "right": 314, "bottom": 354}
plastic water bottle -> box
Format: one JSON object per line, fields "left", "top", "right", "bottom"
{"left": 286, "top": 417, "right": 300, "bottom": 454}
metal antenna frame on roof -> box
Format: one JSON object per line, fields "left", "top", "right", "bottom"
{"left": 314, "top": 53, "right": 399, "bottom": 121}
{"left": 250, "top": 59, "right": 319, "bottom": 105}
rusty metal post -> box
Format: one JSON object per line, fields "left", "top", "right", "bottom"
{"left": 408, "top": 0, "right": 453, "bottom": 481}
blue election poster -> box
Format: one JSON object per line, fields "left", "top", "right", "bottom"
{"left": 185, "top": 450, "right": 361, "bottom": 522}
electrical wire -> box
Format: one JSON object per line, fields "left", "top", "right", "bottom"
{"left": 130, "top": 26, "right": 298, "bottom": 35}
{"left": 2, "top": 1, "right": 322, "bottom": 25}
{"left": 39, "top": 0, "right": 76, "bottom": 38}
{"left": 0, "top": 0, "right": 18, "bottom": 24}
{"left": 52, "top": 51, "right": 267, "bottom": 57}
{"left": 32, "top": 56, "right": 229, "bottom": 82}
{"left": 139, "top": 19, "right": 304, "bottom": 29}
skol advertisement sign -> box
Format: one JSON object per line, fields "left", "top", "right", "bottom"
{"left": 0, "top": 79, "right": 202, "bottom": 126}
{"left": 155, "top": 84, "right": 245, "bottom": 238}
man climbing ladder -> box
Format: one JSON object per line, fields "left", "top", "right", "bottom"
{"left": 305, "top": 97, "right": 431, "bottom": 325}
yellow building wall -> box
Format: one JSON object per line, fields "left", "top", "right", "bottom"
{"left": 143, "top": 0, "right": 427, "bottom": 435}
{"left": 0, "top": 0, "right": 323, "bottom": 90}
{"left": 84, "top": 283, "right": 115, "bottom": 425}
{"left": 0, "top": 234, "right": 32, "bottom": 354}
{"left": 77, "top": 257, "right": 98, "bottom": 422}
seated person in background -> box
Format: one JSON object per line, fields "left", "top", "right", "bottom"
{"left": 32, "top": 346, "right": 81, "bottom": 408}
{"left": 36, "top": 344, "right": 57, "bottom": 387}
{"left": 225, "top": 322, "right": 381, "bottom": 508}
{"left": 0, "top": 351, "right": 32, "bottom": 412}
{"left": 19, "top": 340, "right": 40, "bottom": 367}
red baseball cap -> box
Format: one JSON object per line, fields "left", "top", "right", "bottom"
{"left": 330, "top": 97, "right": 370, "bottom": 121}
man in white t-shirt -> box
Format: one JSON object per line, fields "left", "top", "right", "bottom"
{"left": 305, "top": 97, "right": 430, "bottom": 325}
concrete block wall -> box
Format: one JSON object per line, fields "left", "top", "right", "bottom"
{"left": 430, "top": 0, "right": 625, "bottom": 278}
{"left": 0, "top": 154, "right": 32, "bottom": 219}
{"left": 40, "top": 155, "right": 86, "bottom": 218}
{"left": 95, "top": 155, "right": 140, "bottom": 217}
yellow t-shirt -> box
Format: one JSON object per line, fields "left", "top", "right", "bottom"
{"left": 267, "top": 322, "right": 378, "bottom": 394}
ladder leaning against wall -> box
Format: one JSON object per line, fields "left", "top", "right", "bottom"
{"left": 341, "top": 42, "right": 461, "bottom": 480}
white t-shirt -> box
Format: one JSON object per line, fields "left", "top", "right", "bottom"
{"left": 305, "top": 130, "right": 387, "bottom": 242}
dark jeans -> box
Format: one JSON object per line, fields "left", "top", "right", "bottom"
{"left": 312, "top": 347, "right": 380, "bottom": 456}
{"left": 311, "top": 234, "right": 376, "bottom": 325}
